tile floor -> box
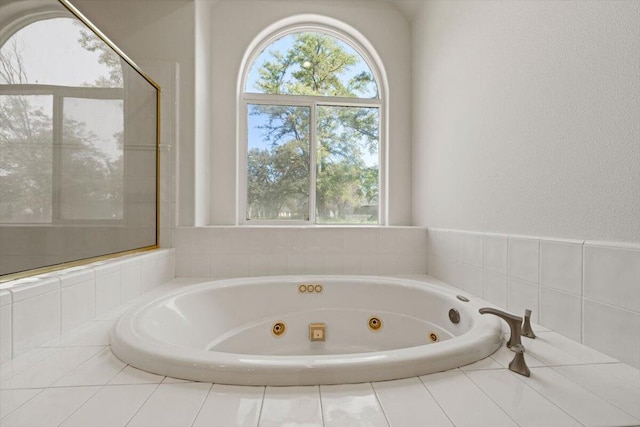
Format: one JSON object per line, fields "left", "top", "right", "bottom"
{"left": 1, "top": 277, "right": 639, "bottom": 427}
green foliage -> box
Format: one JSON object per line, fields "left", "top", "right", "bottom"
{"left": 248, "top": 32, "right": 380, "bottom": 223}
{"left": 254, "top": 32, "right": 377, "bottom": 98}
{"left": 74, "top": 21, "right": 123, "bottom": 88}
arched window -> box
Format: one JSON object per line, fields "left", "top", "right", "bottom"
{"left": 0, "top": 16, "right": 124, "bottom": 223}
{"left": 240, "top": 25, "right": 384, "bottom": 224}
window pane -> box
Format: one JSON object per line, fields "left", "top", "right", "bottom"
{"left": 247, "top": 104, "right": 310, "bottom": 221}
{"left": 60, "top": 97, "right": 124, "bottom": 220}
{"left": 246, "top": 32, "right": 378, "bottom": 99}
{"left": 0, "top": 95, "right": 53, "bottom": 223}
{"left": 1, "top": 17, "right": 122, "bottom": 88}
{"left": 316, "top": 105, "right": 379, "bottom": 224}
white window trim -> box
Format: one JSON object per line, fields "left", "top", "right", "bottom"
{"left": 236, "top": 17, "right": 388, "bottom": 226}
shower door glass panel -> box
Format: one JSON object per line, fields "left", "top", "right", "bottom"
{"left": 59, "top": 97, "right": 124, "bottom": 221}
{"left": 0, "top": 0, "right": 159, "bottom": 279}
{"left": 0, "top": 95, "right": 54, "bottom": 223}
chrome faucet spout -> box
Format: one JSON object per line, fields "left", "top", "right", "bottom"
{"left": 478, "top": 307, "right": 523, "bottom": 349}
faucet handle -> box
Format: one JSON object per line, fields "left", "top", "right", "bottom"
{"left": 508, "top": 344, "right": 531, "bottom": 377}
{"left": 522, "top": 309, "right": 537, "bottom": 339}
{"left": 478, "top": 307, "right": 523, "bottom": 349}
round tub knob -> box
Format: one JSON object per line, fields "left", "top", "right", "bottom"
{"left": 449, "top": 308, "right": 461, "bottom": 324}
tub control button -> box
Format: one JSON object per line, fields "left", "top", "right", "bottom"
{"left": 309, "top": 323, "right": 326, "bottom": 341}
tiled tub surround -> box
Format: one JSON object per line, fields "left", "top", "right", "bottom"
{"left": 1, "top": 276, "right": 639, "bottom": 427}
{"left": 0, "top": 249, "right": 175, "bottom": 363}
{"left": 426, "top": 228, "right": 640, "bottom": 369}
{"left": 173, "top": 226, "right": 428, "bottom": 278}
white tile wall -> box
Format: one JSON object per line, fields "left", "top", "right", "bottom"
{"left": 173, "top": 227, "right": 428, "bottom": 279}
{"left": 508, "top": 236, "right": 539, "bottom": 284}
{"left": 12, "top": 288, "right": 60, "bottom": 356}
{"left": 94, "top": 265, "right": 122, "bottom": 318}
{"left": 120, "top": 258, "right": 142, "bottom": 302}
{"left": 61, "top": 279, "right": 96, "bottom": 333}
{"left": 483, "top": 270, "right": 508, "bottom": 308}
{"left": 463, "top": 232, "right": 484, "bottom": 267}
{"left": 0, "top": 249, "right": 174, "bottom": 362}
{"left": 583, "top": 299, "right": 640, "bottom": 369}
{"left": 539, "top": 287, "right": 582, "bottom": 342}
{"left": 584, "top": 243, "right": 640, "bottom": 312}
{"left": 540, "top": 239, "right": 583, "bottom": 295}
{"left": 427, "top": 227, "right": 640, "bottom": 368}
{"left": 483, "top": 234, "right": 508, "bottom": 274}
{"left": 508, "top": 277, "right": 539, "bottom": 323}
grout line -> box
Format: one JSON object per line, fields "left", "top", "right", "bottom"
{"left": 369, "top": 382, "right": 391, "bottom": 427}
{"left": 57, "top": 384, "right": 105, "bottom": 427}
{"left": 459, "top": 369, "right": 521, "bottom": 427}
{"left": 318, "top": 385, "right": 325, "bottom": 427}
{"left": 124, "top": 381, "right": 163, "bottom": 427}
{"left": 0, "top": 348, "right": 57, "bottom": 384}
{"left": 417, "top": 374, "right": 456, "bottom": 427}
{"left": 509, "top": 366, "right": 589, "bottom": 427}
{"left": 580, "top": 242, "right": 585, "bottom": 344}
{"left": 537, "top": 238, "right": 541, "bottom": 327}
{"left": 549, "top": 365, "right": 640, "bottom": 421}
{"left": 189, "top": 381, "right": 214, "bottom": 427}
{"left": 256, "top": 385, "right": 267, "bottom": 427}
{"left": 0, "top": 387, "right": 46, "bottom": 421}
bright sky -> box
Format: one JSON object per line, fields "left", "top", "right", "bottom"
{"left": 1, "top": 17, "right": 123, "bottom": 160}
{"left": 3, "top": 18, "right": 112, "bottom": 86}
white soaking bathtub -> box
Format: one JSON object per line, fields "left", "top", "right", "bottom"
{"left": 111, "top": 275, "right": 503, "bottom": 385}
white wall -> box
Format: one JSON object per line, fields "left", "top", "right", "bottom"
{"left": 205, "top": 0, "right": 412, "bottom": 225}
{"left": 411, "top": 0, "right": 640, "bottom": 243}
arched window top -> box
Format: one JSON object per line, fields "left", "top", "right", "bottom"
{"left": 0, "top": 17, "right": 122, "bottom": 88}
{"left": 244, "top": 30, "right": 378, "bottom": 99}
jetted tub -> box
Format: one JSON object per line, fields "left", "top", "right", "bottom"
{"left": 111, "top": 276, "right": 503, "bottom": 385}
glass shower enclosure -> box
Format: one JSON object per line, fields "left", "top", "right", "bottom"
{"left": 0, "top": 0, "right": 160, "bottom": 279}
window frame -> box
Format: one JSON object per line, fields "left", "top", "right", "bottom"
{"left": 1, "top": 83, "right": 126, "bottom": 225}
{"left": 238, "top": 24, "right": 386, "bottom": 225}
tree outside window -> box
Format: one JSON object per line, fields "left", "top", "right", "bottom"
{"left": 242, "top": 30, "right": 382, "bottom": 224}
